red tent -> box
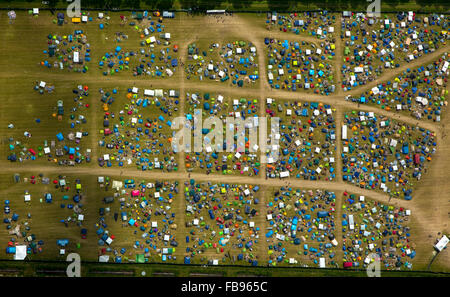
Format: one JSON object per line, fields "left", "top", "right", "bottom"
{"left": 343, "top": 262, "right": 353, "bottom": 268}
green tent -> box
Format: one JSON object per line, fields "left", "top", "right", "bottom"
{"left": 344, "top": 47, "right": 350, "bottom": 55}
{"left": 136, "top": 254, "right": 145, "bottom": 263}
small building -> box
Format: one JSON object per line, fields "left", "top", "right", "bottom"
{"left": 435, "top": 235, "right": 449, "bottom": 252}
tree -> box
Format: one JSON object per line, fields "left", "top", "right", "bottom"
{"left": 123, "top": 0, "right": 141, "bottom": 9}
{"left": 146, "top": 0, "right": 175, "bottom": 10}
{"left": 48, "top": 0, "right": 59, "bottom": 8}
{"left": 267, "top": 0, "right": 296, "bottom": 11}
{"left": 179, "top": 0, "right": 223, "bottom": 11}
{"left": 106, "top": 0, "right": 123, "bottom": 8}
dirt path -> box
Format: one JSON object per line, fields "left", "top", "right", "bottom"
{"left": 176, "top": 14, "right": 196, "bottom": 173}
{"left": 0, "top": 163, "right": 413, "bottom": 207}
{"left": 334, "top": 16, "right": 344, "bottom": 96}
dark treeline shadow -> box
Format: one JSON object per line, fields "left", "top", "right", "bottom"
{"left": 3, "top": 0, "right": 449, "bottom": 11}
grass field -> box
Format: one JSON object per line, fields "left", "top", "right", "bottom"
{"left": 0, "top": 9, "right": 449, "bottom": 277}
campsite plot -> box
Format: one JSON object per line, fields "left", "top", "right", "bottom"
{"left": 341, "top": 191, "right": 416, "bottom": 270}
{"left": 264, "top": 97, "right": 337, "bottom": 180}
{"left": 94, "top": 177, "right": 182, "bottom": 263}
{"left": 184, "top": 180, "right": 262, "bottom": 266}
{"left": 65, "top": 11, "right": 182, "bottom": 79}
{"left": 347, "top": 55, "right": 449, "bottom": 122}
{"left": 265, "top": 187, "right": 339, "bottom": 268}
{"left": 98, "top": 45, "right": 135, "bottom": 76}
{"left": 97, "top": 85, "right": 180, "bottom": 170}
{"left": 0, "top": 173, "right": 99, "bottom": 261}
{"left": 41, "top": 31, "right": 91, "bottom": 73}
{"left": 184, "top": 90, "right": 261, "bottom": 176}
{"left": 265, "top": 11, "right": 338, "bottom": 42}
{"left": 129, "top": 16, "right": 180, "bottom": 78}
{"left": 341, "top": 110, "right": 437, "bottom": 199}
{"left": 265, "top": 37, "right": 336, "bottom": 94}
{"left": 341, "top": 12, "right": 449, "bottom": 91}
{"left": 3, "top": 79, "right": 93, "bottom": 166}
{"left": 185, "top": 39, "right": 259, "bottom": 88}
{"left": 0, "top": 10, "right": 186, "bottom": 81}
{"left": 99, "top": 20, "right": 179, "bottom": 78}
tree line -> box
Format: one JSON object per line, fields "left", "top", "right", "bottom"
{"left": 5, "top": 0, "right": 450, "bottom": 11}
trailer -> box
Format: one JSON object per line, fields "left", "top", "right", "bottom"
{"left": 348, "top": 214, "right": 355, "bottom": 230}
{"left": 342, "top": 125, "right": 347, "bottom": 140}
{"left": 73, "top": 51, "right": 80, "bottom": 63}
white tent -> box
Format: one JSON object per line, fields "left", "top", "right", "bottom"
{"left": 14, "top": 245, "right": 27, "bottom": 260}
{"left": 319, "top": 257, "right": 326, "bottom": 268}
{"left": 73, "top": 51, "right": 80, "bottom": 63}
{"left": 99, "top": 255, "right": 110, "bottom": 262}
{"left": 144, "top": 89, "right": 155, "bottom": 96}
{"left": 8, "top": 11, "right": 16, "bottom": 20}
{"left": 112, "top": 180, "right": 123, "bottom": 189}
{"left": 280, "top": 171, "right": 289, "bottom": 178}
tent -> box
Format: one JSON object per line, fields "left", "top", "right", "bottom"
{"left": 14, "top": 245, "right": 27, "bottom": 260}
{"left": 8, "top": 11, "right": 16, "bottom": 20}
{"left": 57, "top": 239, "right": 69, "bottom": 247}
{"left": 99, "top": 255, "right": 109, "bottom": 262}
{"left": 136, "top": 254, "right": 145, "bottom": 263}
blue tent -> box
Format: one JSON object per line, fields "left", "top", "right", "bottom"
{"left": 45, "top": 193, "right": 52, "bottom": 203}
{"left": 184, "top": 256, "right": 191, "bottom": 264}
{"left": 57, "top": 239, "right": 69, "bottom": 247}
{"left": 56, "top": 133, "right": 64, "bottom": 141}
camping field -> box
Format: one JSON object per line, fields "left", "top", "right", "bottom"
{"left": 0, "top": 9, "right": 449, "bottom": 277}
